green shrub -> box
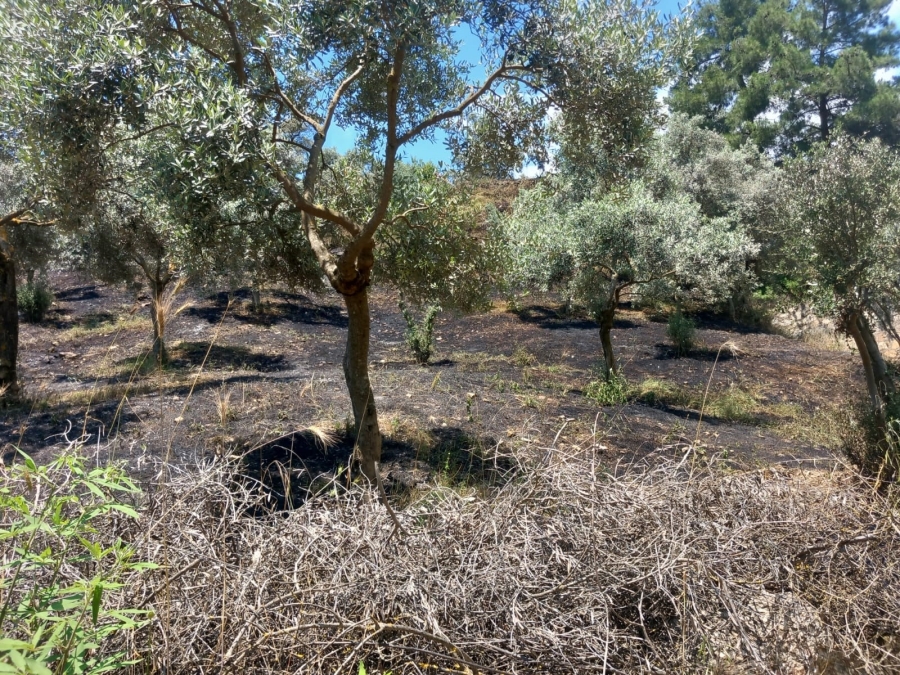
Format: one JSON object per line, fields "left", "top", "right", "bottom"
{"left": 0, "top": 450, "right": 155, "bottom": 674}
{"left": 666, "top": 311, "right": 696, "bottom": 356}
{"left": 399, "top": 301, "right": 440, "bottom": 365}
{"left": 584, "top": 371, "right": 629, "bottom": 406}
{"left": 17, "top": 281, "right": 54, "bottom": 323}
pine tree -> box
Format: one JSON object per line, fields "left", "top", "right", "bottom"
{"left": 670, "top": 0, "right": 900, "bottom": 155}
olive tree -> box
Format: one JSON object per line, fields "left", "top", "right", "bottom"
{"left": 135, "top": 0, "right": 687, "bottom": 481}
{"left": 647, "top": 114, "right": 779, "bottom": 317}
{"left": 776, "top": 136, "right": 900, "bottom": 425}
{"left": 0, "top": 0, "right": 153, "bottom": 396}
{"left": 505, "top": 181, "right": 756, "bottom": 377}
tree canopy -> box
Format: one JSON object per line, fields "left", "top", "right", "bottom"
{"left": 776, "top": 135, "right": 900, "bottom": 419}
{"left": 129, "top": 0, "right": 687, "bottom": 479}
{"left": 669, "top": 0, "right": 900, "bottom": 155}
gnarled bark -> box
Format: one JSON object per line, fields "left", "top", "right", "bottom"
{"left": 343, "top": 286, "right": 381, "bottom": 483}
{"left": 599, "top": 304, "right": 617, "bottom": 379}
{"left": 597, "top": 283, "right": 627, "bottom": 380}
{"left": 846, "top": 311, "right": 897, "bottom": 427}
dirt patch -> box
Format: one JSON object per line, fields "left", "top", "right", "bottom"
{"left": 3, "top": 273, "right": 859, "bottom": 479}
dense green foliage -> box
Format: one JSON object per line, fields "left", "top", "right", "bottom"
{"left": 0, "top": 452, "right": 154, "bottom": 674}
{"left": 776, "top": 135, "right": 900, "bottom": 424}
{"left": 667, "top": 311, "right": 698, "bottom": 355}
{"left": 670, "top": 0, "right": 900, "bottom": 154}
{"left": 399, "top": 301, "right": 441, "bottom": 365}
{"left": 16, "top": 280, "right": 52, "bottom": 323}
{"left": 503, "top": 118, "right": 758, "bottom": 377}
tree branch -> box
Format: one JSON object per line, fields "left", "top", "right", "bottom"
{"left": 268, "top": 161, "right": 360, "bottom": 237}
{"left": 260, "top": 51, "right": 323, "bottom": 133}
{"left": 357, "top": 42, "right": 407, "bottom": 241}
{"left": 161, "top": 1, "right": 230, "bottom": 65}
{"left": 0, "top": 206, "right": 55, "bottom": 228}
{"left": 396, "top": 59, "right": 527, "bottom": 146}
{"left": 322, "top": 57, "right": 368, "bottom": 136}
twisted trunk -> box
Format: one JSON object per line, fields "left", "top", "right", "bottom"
{"left": 599, "top": 304, "right": 617, "bottom": 379}
{"left": 598, "top": 284, "right": 625, "bottom": 380}
{"left": 846, "top": 311, "right": 896, "bottom": 427}
{"left": 343, "top": 287, "right": 380, "bottom": 483}
{"left": 0, "top": 232, "right": 18, "bottom": 397}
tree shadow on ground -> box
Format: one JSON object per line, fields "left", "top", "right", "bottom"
{"left": 53, "top": 286, "right": 102, "bottom": 302}
{"left": 514, "top": 305, "right": 597, "bottom": 330}
{"left": 515, "top": 305, "right": 640, "bottom": 331}
{"left": 169, "top": 342, "right": 291, "bottom": 372}
{"left": 236, "top": 426, "right": 515, "bottom": 512}
{"left": 188, "top": 288, "right": 347, "bottom": 328}
{"left": 652, "top": 344, "right": 737, "bottom": 362}
{"left": 0, "top": 398, "right": 140, "bottom": 464}
{"left": 49, "top": 310, "right": 119, "bottom": 331}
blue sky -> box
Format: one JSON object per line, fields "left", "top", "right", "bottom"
{"left": 332, "top": 0, "right": 900, "bottom": 164}
{"left": 327, "top": 0, "right": 688, "bottom": 165}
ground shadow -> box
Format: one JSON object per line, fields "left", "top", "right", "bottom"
{"left": 236, "top": 425, "right": 515, "bottom": 512}
{"left": 0, "top": 398, "right": 141, "bottom": 464}
{"left": 653, "top": 344, "right": 737, "bottom": 362}
{"left": 188, "top": 289, "right": 347, "bottom": 328}
{"left": 514, "top": 305, "right": 597, "bottom": 330}
{"left": 53, "top": 286, "right": 102, "bottom": 302}
{"left": 515, "top": 305, "right": 641, "bottom": 331}
{"left": 169, "top": 342, "right": 291, "bottom": 372}
{"left": 49, "top": 310, "right": 119, "bottom": 331}
{"left": 239, "top": 429, "right": 355, "bottom": 512}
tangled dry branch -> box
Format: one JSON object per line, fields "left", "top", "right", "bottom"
{"left": 103, "top": 445, "right": 900, "bottom": 675}
{"left": 3, "top": 439, "right": 898, "bottom": 674}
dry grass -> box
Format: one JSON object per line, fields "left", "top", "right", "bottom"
{"left": 56, "top": 444, "right": 894, "bottom": 674}
{"left": 62, "top": 313, "right": 149, "bottom": 340}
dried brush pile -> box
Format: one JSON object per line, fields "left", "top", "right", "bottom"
{"left": 117, "top": 447, "right": 900, "bottom": 675}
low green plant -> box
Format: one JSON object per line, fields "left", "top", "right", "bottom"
{"left": 17, "top": 282, "right": 54, "bottom": 323}
{"left": 666, "top": 310, "right": 696, "bottom": 356}
{"left": 399, "top": 301, "right": 440, "bottom": 365}
{"left": 584, "top": 372, "right": 629, "bottom": 406}
{"left": 0, "top": 450, "right": 156, "bottom": 674}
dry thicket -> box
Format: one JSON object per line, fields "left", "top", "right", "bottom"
{"left": 103, "top": 443, "right": 900, "bottom": 675}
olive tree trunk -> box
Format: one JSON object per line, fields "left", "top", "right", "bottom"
{"left": 0, "top": 239, "right": 18, "bottom": 397}
{"left": 343, "top": 287, "right": 381, "bottom": 483}
{"left": 597, "top": 283, "right": 627, "bottom": 380}
{"left": 599, "top": 304, "right": 617, "bottom": 379}
{"left": 847, "top": 311, "right": 897, "bottom": 425}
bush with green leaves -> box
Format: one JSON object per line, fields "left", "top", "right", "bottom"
{"left": 505, "top": 181, "right": 756, "bottom": 379}
{"left": 667, "top": 311, "right": 697, "bottom": 356}
{"left": 584, "top": 372, "right": 630, "bottom": 406}
{"left": 399, "top": 301, "right": 440, "bottom": 366}
{"left": 0, "top": 449, "right": 155, "bottom": 674}
{"left": 775, "top": 136, "right": 900, "bottom": 430}
{"left": 16, "top": 281, "right": 53, "bottom": 323}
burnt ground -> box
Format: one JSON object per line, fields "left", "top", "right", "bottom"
{"left": 2, "top": 271, "right": 861, "bottom": 494}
